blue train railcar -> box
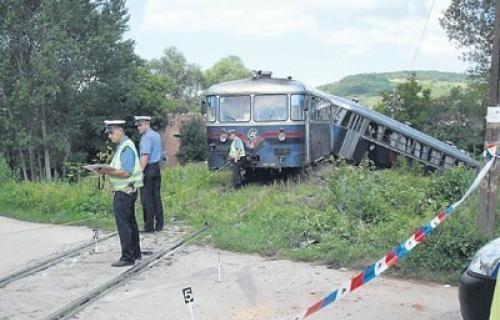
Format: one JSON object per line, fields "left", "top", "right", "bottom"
{"left": 326, "top": 96, "right": 479, "bottom": 169}
{"left": 203, "top": 72, "right": 308, "bottom": 175}
{"left": 203, "top": 71, "right": 479, "bottom": 175}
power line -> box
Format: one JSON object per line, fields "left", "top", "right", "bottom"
{"left": 409, "top": 0, "right": 437, "bottom": 73}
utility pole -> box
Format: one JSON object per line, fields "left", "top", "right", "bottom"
{"left": 392, "top": 88, "right": 396, "bottom": 119}
{"left": 478, "top": 0, "right": 500, "bottom": 236}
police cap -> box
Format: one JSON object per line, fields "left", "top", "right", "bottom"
{"left": 104, "top": 120, "right": 125, "bottom": 133}
{"left": 134, "top": 116, "right": 151, "bottom": 125}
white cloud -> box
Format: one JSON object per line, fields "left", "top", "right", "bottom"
{"left": 141, "top": 0, "right": 458, "bottom": 56}
{"left": 142, "top": 0, "right": 319, "bottom": 36}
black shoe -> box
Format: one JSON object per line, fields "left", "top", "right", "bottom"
{"left": 155, "top": 228, "right": 163, "bottom": 232}
{"left": 111, "top": 259, "right": 134, "bottom": 267}
{"left": 140, "top": 229, "right": 154, "bottom": 233}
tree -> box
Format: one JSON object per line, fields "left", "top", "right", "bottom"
{"left": 176, "top": 115, "right": 207, "bottom": 165}
{"left": 0, "top": 0, "right": 158, "bottom": 180}
{"left": 375, "top": 73, "right": 432, "bottom": 130}
{"left": 429, "top": 82, "right": 487, "bottom": 155}
{"left": 440, "top": 0, "right": 496, "bottom": 76}
{"left": 148, "top": 47, "right": 204, "bottom": 112}
{"left": 204, "top": 56, "right": 249, "bottom": 87}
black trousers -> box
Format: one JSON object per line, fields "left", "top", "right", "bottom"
{"left": 231, "top": 160, "right": 242, "bottom": 188}
{"left": 141, "top": 163, "right": 164, "bottom": 231}
{"left": 113, "top": 191, "right": 141, "bottom": 262}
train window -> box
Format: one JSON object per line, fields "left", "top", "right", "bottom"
{"left": 341, "top": 111, "right": 352, "bottom": 127}
{"left": 291, "top": 94, "right": 305, "bottom": 120}
{"left": 206, "top": 96, "right": 216, "bottom": 122}
{"left": 334, "top": 108, "right": 346, "bottom": 123}
{"left": 254, "top": 95, "right": 287, "bottom": 121}
{"left": 220, "top": 96, "right": 251, "bottom": 122}
{"left": 331, "top": 104, "right": 338, "bottom": 120}
{"left": 318, "top": 100, "right": 330, "bottom": 121}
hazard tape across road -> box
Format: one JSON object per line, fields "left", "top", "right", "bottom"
{"left": 294, "top": 146, "right": 498, "bottom": 320}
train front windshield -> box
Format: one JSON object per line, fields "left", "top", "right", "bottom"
{"left": 220, "top": 96, "right": 250, "bottom": 122}
{"left": 254, "top": 95, "right": 287, "bottom": 121}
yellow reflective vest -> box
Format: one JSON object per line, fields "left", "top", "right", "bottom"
{"left": 490, "top": 275, "right": 500, "bottom": 320}
{"left": 229, "top": 136, "right": 245, "bottom": 159}
{"left": 109, "top": 138, "right": 143, "bottom": 192}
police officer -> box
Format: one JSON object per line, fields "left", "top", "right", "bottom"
{"left": 97, "top": 120, "right": 143, "bottom": 267}
{"left": 135, "top": 116, "right": 164, "bottom": 232}
{"left": 228, "top": 130, "right": 245, "bottom": 189}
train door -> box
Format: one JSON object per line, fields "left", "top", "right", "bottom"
{"left": 339, "top": 113, "right": 370, "bottom": 162}
{"left": 308, "top": 97, "right": 331, "bottom": 162}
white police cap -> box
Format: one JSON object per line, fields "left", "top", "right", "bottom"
{"left": 104, "top": 120, "right": 125, "bottom": 132}
{"left": 134, "top": 116, "right": 151, "bottom": 124}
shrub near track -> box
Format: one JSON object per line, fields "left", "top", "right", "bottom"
{"left": 0, "top": 161, "right": 491, "bottom": 282}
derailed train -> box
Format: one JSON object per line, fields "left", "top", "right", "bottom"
{"left": 202, "top": 71, "right": 479, "bottom": 176}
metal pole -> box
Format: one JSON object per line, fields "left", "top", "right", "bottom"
{"left": 392, "top": 88, "right": 396, "bottom": 119}
{"left": 478, "top": 0, "right": 500, "bottom": 236}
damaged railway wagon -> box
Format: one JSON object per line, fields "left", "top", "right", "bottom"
{"left": 202, "top": 71, "right": 478, "bottom": 176}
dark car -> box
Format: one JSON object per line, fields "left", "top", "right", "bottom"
{"left": 459, "top": 237, "right": 500, "bottom": 320}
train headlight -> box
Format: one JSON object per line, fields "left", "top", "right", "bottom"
{"left": 220, "top": 133, "right": 228, "bottom": 143}
{"left": 278, "top": 129, "right": 286, "bottom": 142}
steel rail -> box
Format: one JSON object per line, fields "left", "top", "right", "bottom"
{"left": 44, "top": 223, "right": 209, "bottom": 320}
{"left": 0, "top": 232, "right": 118, "bottom": 288}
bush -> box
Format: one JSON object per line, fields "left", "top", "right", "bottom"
{"left": 0, "top": 155, "right": 13, "bottom": 184}
{"left": 176, "top": 114, "right": 207, "bottom": 165}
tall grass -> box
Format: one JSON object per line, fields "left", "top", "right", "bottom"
{"left": 0, "top": 161, "right": 490, "bottom": 282}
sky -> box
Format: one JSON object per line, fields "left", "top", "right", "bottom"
{"left": 124, "top": 0, "right": 468, "bottom": 86}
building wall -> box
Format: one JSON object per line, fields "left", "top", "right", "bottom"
{"left": 161, "top": 113, "right": 195, "bottom": 167}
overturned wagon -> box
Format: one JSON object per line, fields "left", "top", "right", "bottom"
{"left": 202, "top": 71, "right": 478, "bottom": 175}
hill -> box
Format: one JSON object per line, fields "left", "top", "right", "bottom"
{"left": 318, "top": 71, "right": 468, "bottom": 107}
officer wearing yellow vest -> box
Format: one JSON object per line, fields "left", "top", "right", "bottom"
{"left": 228, "top": 130, "right": 245, "bottom": 189}
{"left": 96, "top": 120, "right": 143, "bottom": 267}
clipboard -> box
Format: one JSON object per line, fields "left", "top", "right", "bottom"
{"left": 82, "top": 164, "right": 116, "bottom": 173}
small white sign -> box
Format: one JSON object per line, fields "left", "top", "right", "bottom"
{"left": 486, "top": 106, "right": 500, "bottom": 123}
{"left": 182, "top": 287, "right": 194, "bottom": 304}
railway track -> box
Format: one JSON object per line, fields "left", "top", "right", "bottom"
{"left": 0, "top": 224, "right": 208, "bottom": 320}
{"left": 0, "top": 231, "right": 117, "bottom": 288}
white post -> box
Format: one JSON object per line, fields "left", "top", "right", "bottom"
{"left": 218, "top": 251, "right": 221, "bottom": 282}
{"left": 93, "top": 229, "right": 100, "bottom": 253}
{"left": 188, "top": 302, "right": 196, "bottom": 320}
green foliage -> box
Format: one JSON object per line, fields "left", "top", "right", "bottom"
{"left": 0, "top": 160, "right": 490, "bottom": 282}
{"left": 430, "top": 165, "right": 475, "bottom": 203}
{"left": 0, "top": 0, "right": 165, "bottom": 182}
{"left": 440, "top": 0, "right": 495, "bottom": 76}
{"left": 148, "top": 47, "right": 204, "bottom": 112}
{"left": 176, "top": 115, "right": 208, "bottom": 164}
{"left": 428, "top": 81, "right": 487, "bottom": 155}
{"left": 0, "top": 177, "right": 114, "bottom": 228}
{"left": 318, "top": 70, "right": 466, "bottom": 106}
{"left": 0, "top": 155, "right": 13, "bottom": 184}
{"left": 401, "top": 200, "right": 488, "bottom": 282}
{"left": 204, "top": 56, "right": 250, "bottom": 87}
{"left": 319, "top": 73, "right": 393, "bottom": 97}
{"left": 375, "top": 73, "right": 432, "bottom": 130}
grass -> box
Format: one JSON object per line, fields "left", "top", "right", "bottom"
{"left": 0, "top": 160, "right": 493, "bottom": 283}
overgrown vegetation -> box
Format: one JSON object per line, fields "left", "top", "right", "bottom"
{"left": 0, "top": 161, "right": 491, "bottom": 283}
{"left": 176, "top": 114, "right": 208, "bottom": 165}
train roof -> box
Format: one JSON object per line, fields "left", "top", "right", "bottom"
{"left": 326, "top": 95, "right": 479, "bottom": 166}
{"left": 204, "top": 78, "right": 306, "bottom": 95}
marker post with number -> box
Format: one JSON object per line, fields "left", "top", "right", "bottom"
{"left": 182, "top": 287, "right": 195, "bottom": 320}
{"left": 218, "top": 251, "right": 221, "bottom": 282}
